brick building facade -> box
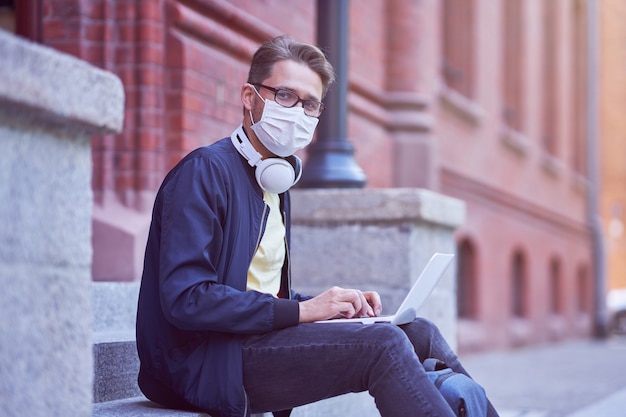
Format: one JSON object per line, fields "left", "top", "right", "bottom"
{"left": 3, "top": 0, "right": 614, "bottom": 352}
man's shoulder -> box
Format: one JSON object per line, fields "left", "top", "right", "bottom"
{"left": 159, "top": 136, "right": 244, "bottom": 186}
{"left": 173, "top": 137, "right": 243, "bottom": 172}
{"left": 186, "top": 137, "right": 235, "bottom": 159}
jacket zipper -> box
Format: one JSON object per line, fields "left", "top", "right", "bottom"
{"left": 249, "top": 201, "right": 269, "bottom": 272}
{"left": 256, "top": 201, "right": 269, "bottom": 250}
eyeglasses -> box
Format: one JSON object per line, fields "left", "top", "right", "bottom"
{"left": 254, "top": 84, "right": 326, "bottom": 118}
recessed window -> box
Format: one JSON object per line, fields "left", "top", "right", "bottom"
{"left": 457, "top": 238, "right": 478, "bottom": 319}
{"left": 542, "top": 0, "right": 559, "bottom": 155}
{"left": 549, "top": 257, "right": 563, "bottom": 315}
{"left": 511, "top": 250, "right": 527, "bottom": 318}
{"left": 502, "top": 0, "right": 525, "bottom": 132}
{"left": 442, "top": 0, "right": 475, "bottom": 98}
{"left": 571, "top": 0, "right": 587, "bottom": 174}
{"left": 0, "top": 1, "right": 15, "bottom": 33}
{"left": 0, "top": 0, "right": 41, "bottom": 42}
{"left": 576, "top": 264, "right": 590, "bottom": 313}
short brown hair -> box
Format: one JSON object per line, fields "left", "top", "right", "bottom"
{"left": 247, "top": 35, "right": 335, "bottom": 97}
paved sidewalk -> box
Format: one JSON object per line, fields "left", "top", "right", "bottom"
{"left": 460, "top": 335, "right": 626, "bottom": 417}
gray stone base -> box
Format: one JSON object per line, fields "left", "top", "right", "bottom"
{"left": 93, "top": 396, "right": 212, "bottom": 417}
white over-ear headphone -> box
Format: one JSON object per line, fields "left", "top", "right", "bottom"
{"left": 230, "top": 125, "right": 302, "bottom": 194}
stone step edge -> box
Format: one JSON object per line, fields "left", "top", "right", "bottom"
{"left": 92, "top": 395, "right": 269, "bottom": 417}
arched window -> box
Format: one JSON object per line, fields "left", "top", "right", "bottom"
{"left": 457, "top": 238, "right": 478, "bottom": 319}
{"left": 549, "top": 257, "right": 563, "bottom": 315}
{"left": 442, "top": 0, "right": 475, "bottom": 98}
{"left": 511, "top": 250, "right": 527, "bottom": 318}
{"left": 576, "top": 264, "right": 590, "bottom": 313}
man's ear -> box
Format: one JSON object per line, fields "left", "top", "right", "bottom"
{"left": 241, "top": 83, "right": 256, "bottom": 112}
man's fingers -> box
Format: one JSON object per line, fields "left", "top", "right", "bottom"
{"left": 357, "top": 291, "right": 374, "bottom": 316}
{"left": 338, "top": 301, "right": 356, "bottom": 318}
{"left": 364, "top": 291, "right": 383, "bottom": 316}
{"left": 314, "top": 287, "right": 380, "bottom": 320}
{"left": 341, "top": 289, "right": 371, "bottom": 318}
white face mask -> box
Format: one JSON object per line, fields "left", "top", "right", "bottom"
{"left": 250, "top": 98, "right": 319, "bottom": 157}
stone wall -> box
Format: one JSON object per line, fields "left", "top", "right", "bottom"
{"left": 290, "top": 188, "right": 464, "bottom": 348}
{"left": 0, "top": 30, "right": 124, "bottom": 417}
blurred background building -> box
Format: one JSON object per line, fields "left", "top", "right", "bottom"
{"left": 601, "top": 0, "right": 626, "bottom": 336}
{"left": 2, "top": 0, "right": 624, "bottom": 353}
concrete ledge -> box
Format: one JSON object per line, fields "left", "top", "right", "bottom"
{"left": 94, "top": 341, "right": 142, "bottom": 403}
{"left": 92, "top": 394, "right": 375, "bottom": 417}
{"left": 93, "top": 282, "right": 140, "bottom": 343}
{"left": 93, "top": 283, "right": 141, "bottom": 403}
{"left": 0, "top": 29, "right": 124, "bottom": 134}
{"left": 92, "top": 396, "right": 212, "bottom": 417}
{"left": 93, "top": 396, "right": 270, "bottom": 417}
{"left": 290, "top": 188, "right": 465, "bottom": 348}
{"left": 290, "top": 188, "right": 465, "bottom": 227}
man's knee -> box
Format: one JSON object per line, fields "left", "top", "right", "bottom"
{"left": 366, "top": 324, "right": 414, "bottom": 354}
{"left": 356, "top": 325, "right": 421, "bottom": 381}
{"left": 400, "top": 317, "right": 446, "bottom": 359}
{"left": 368, "top": 319, "right": 440, "bottom": 348}
{"left": 405, "top": 317, "right": 440, "bottom": 337}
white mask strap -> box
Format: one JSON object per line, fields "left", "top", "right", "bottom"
{"left": 249, "top": 84, "right": 266, "bottom": 125}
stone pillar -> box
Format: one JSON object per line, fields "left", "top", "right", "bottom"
{"left": 290, "top": 188, "right": 464, "bottom": 346}
{"left": 0, "top": 30, "right": 124, "bottom": 417}
{"left": 289, "top": 188, "right": 464, "bottom": 417}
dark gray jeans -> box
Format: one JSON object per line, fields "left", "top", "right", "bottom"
{"left": 242, "top": 318, "right": 499, "bottom": 417}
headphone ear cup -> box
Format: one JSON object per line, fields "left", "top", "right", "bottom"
{"left": 255, "top": 158, "right": 296, "bottom": 194}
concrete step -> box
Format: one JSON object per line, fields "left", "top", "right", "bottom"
{"left": 92, "top": 394, "right": 378, "bottom": 417}
{"left": 92, "top": 396, "right": 211, "bottom": 416}
{"left": 93, "top": 396, "right": 271, "bottom": 417}
{"left": 93, "top": 282, "right": 142, "bottom": 403}
{"left": 94, "top": 340, "right": 141, "bottom": 403}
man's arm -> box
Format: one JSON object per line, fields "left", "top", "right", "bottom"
{"left": 157, "top": 155, "right": 300, "bottom": 334}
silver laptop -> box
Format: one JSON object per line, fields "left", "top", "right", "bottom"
{"left": 315, "top": 253, "right": 454, "bottom": 325}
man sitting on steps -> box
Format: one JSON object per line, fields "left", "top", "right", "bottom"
{"left": 135, "top": 34, "right": 500, "bottom": 417}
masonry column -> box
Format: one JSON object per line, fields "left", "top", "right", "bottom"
{"left": 385, "top": 0, "right": 439, "bottom": 189}
{"left": 0, "top": 31, "right": 124, "bottom": 416}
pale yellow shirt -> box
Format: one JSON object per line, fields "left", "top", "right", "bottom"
{"left": 247, "top": 191, "right": 286, "bottom": 297}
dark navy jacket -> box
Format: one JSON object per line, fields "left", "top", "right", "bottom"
{"left": 136, "top": 137, "right": 308, "bottom": 417}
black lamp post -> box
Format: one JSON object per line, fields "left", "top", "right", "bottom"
{"left": 299, "top": 0, "right": 366, "bottom": 188}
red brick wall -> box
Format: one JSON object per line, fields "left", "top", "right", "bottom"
{"left": 42, "top": 0, "right": 168, "bottom": 209}
{"left": 41, "top": 0, "right": 316, "bottom": 208}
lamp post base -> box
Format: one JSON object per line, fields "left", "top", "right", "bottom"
{"left": 299, "top": 140, "right": 366, "bottom": 188}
